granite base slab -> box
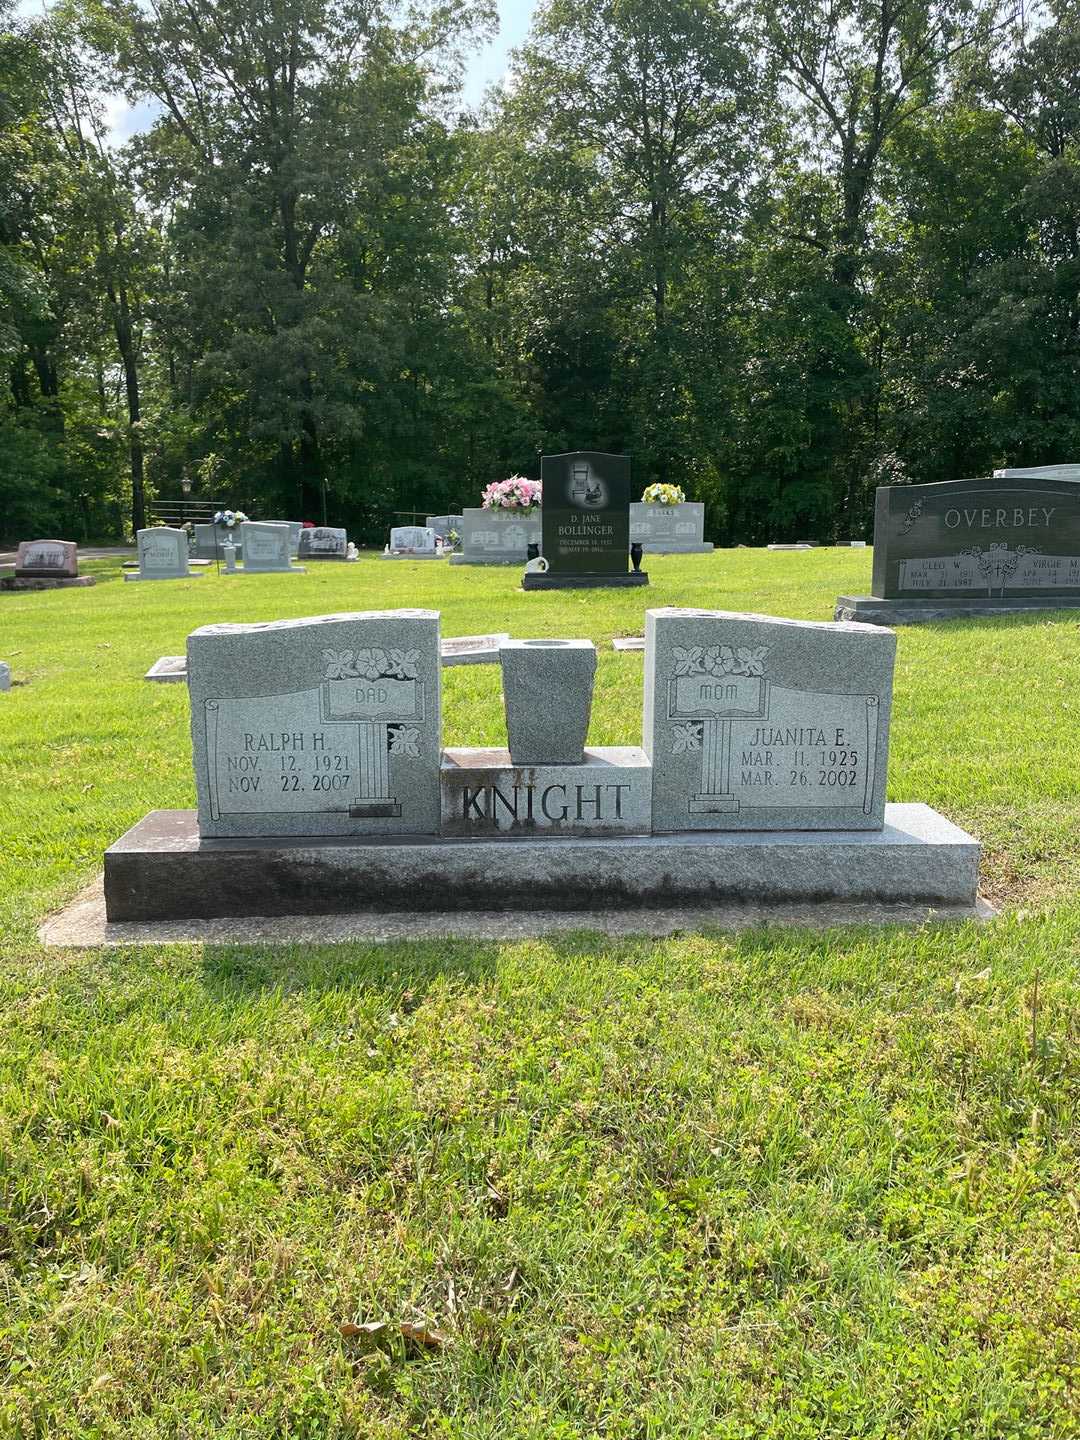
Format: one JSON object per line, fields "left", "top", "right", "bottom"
{"left": 1, "top": 575, "right": 96, "bottom": 590}
{"left": 522, "top": 572, "right": 650, "bottom": 590}
{"left": 448, "top": 554, "right": 524, "bottom": 565}
{"left": 103, "top": 804, "right": 979, "bottom": 922}
{"left": 124, "top": 571, "right": 204, "bottom": 582}
{"left": 43, "top": 876, "right": 994, "bottom": 947}
{"left": 641, "top": 543, "right": 714, "bottom": 553}
{"left": 834, "top": 594, "right": 1080, "bottom": 624}
{"left": 381, "top": 552, "right": 444, "bottom": 560}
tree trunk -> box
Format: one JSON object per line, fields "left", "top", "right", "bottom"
{"left": 110, "top": 282, "right": 145, "bottom": 534}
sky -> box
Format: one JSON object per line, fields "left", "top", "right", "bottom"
{"left": 17, "top": 0, "right": 537, "bottom": 142}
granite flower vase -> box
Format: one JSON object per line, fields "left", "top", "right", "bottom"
{"left": 499, "top": 639, "right": 597, "bottom": 765}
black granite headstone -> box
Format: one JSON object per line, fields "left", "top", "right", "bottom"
{"left": 871, "top": 476, "right": 1080, "bottom": 599}
{"left": 835, "top": 474, "right": 1080, "bottom": 622}
{"left": 526, "top": 451, "right": 647, "bottom": 589}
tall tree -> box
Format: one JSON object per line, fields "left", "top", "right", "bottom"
{"left": 95, "top": 0, "right": 494, "bottom": 517}
{"left": 507, "top": 0, "right": 763, "bottom": 481}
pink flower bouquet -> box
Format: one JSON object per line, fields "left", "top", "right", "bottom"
{"left": 480, "top": 476, "right": 542, "bottom": 513}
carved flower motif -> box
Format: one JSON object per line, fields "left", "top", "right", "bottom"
{"left": 387, "top": 648, "right": 421, "bottom": 679}
{"left": 732, "top": 645, "right": 768, "bottom": 677}
{"left": 672, "top": 646, "right": 705, "bottom": 676}
{"left": 388, "top": 725, "right": 421, "bottom": 757}
{"left": 323, "top": 649, "right": 356, "bottom": 679}
{"left": 671, "top": 721, "right": 703, "bottom": 754}
{"left": 703, "top": 645, "right": 735, "bottom": 675}
{"left": 351, "top": 648, "right": 388, "bottom": 680}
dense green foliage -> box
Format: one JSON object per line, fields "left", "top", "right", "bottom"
{"left": 2, "top": 553, "right": 1080, "bottom": 1434}
{"left": 3, "top": 0, "right": 1080, "bottom": 542}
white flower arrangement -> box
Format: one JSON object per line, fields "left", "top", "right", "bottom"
{"left": 213, "top": 509, "right": 249, "bottom": 528}
{"left": 641, "top": 483, "right": 686, "bottom": 506}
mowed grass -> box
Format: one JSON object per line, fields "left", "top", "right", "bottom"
{"left": 1, "top": 549, "right": 1079, "bottom": 1437}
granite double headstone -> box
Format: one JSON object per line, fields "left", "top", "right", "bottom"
{"left": 106, "top": 602, "right": 982, "bottom": 920}
{"left": 836, "top": 474, "right": 1080, "bottom": 622}
{"left": 629, "top": 502, "right": 713, "bottom": 553}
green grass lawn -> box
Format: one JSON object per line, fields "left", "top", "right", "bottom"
{"left": 1, "top": 549, "right": 1079, "bottom": 1437}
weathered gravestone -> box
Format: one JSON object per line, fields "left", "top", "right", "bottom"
{"left": 644, "top": 608, "right": 894, "bottom": 833}
{"left": 835, "top": 474, "right": 1080, "bottom": 623}
{"left": 426, "top": 515, "right": 463, "bottom": 542}
{"left": 298, "top": 526, "right": 348, "bottom": 560}
{"left": 448, "top": 509, "right": 541, "bottom": 565}
{"left": 385, "top": 525, "right": 439, "bottom": 557}
{"left": 192, "top": 524, "right": 242, "bottom": 559}
{"left": 630, "top": 502, "right": 713, "bottom": 553}
{"left": 126, "top": 527, "right": 200, "bottom": 581}
{"left": 240, "top": 521, "right": 304, "bottom": 573}
{"left": 0, "top": 661, "right": 10, "bottom": 691}
{"left": 524, "top": 451, "right": 647, "bottom": 590}
{"left": 1, "top": 539, "right": 95, "bottom": 590}
{"left": 187, "top": 610, "right": 441, "bottom": 838}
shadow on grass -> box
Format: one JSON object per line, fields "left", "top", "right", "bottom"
{"left": 194, "top": 913, "right": 988, "bottom": 1006}
{"left": 199, "top": 934, "right": 506, "bottom": 1002}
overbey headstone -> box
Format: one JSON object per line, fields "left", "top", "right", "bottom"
{"left": 644, "top": 608, "right": 895, "bottom": 833}
{"left": 836, "top": 474, "right": 1080, "bottom": 622}
{"left": 188, "top": 610, "right": 442, "bottom": 838}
